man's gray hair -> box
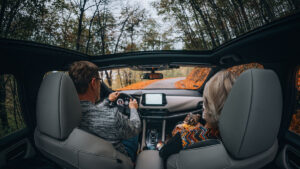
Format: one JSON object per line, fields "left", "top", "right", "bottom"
{"left": 203, "top": 70, "right": 236, "bottom": 128}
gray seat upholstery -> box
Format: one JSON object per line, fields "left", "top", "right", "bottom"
{"left": 34, "top": 72, "right": 133, "bottom": 169}
{"left": 166, "top": 69, "right": 282, "bottom": 169}
{"left": 135, "top": 150, "right": 164, "bottom": 169}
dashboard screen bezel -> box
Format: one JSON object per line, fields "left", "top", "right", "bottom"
{"left": 141, "top": 93, "right": 167, "bottom": 106}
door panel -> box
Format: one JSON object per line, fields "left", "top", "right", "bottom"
{"left": 0, "top": 138, "right": 35, "bottom": 168}
{"left": 276, "top": 142, "right": 300, "bottom": 169}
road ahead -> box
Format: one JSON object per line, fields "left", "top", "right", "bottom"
{"left": 144, "top": 77, "right": 185, "bottom": 89}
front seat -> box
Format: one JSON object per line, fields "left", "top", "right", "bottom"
{"left": 166, "top": 69, "right": 282, "bottom": 169}
{"left": 34, "top": 72, "right": 133, "bottom": 169}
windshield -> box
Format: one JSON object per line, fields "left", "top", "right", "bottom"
{"left": 0, "top": 0, "right": 297, "bottom": 54}
{"left": 101, "top": 66, "right": 211, "bottom": 90}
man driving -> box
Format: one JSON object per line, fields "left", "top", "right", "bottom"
{"left": 68, "top": 61, "right": 141, "bottom": 162}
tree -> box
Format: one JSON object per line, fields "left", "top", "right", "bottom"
{"left": 0, "top": 0, "right": 296, "bottom": 54}
{"left": 96, "top": 1, "right": 114, "bottom": 86}
{"left": 0, "top": 76, "right": 8, "bottom": 129}
{"left": 71, "top": 0, "right": 102, "bottom": 51}
{"left": 141, "top": 18, "right": 160, "bottom": 50}
{"left": 123, "top": 8, "right": 145, "bottom": 52}
{"left": 85, "top": 0, "right": 102, "bottom": 54}
{"left": 0, "top": 0, "right": 48, "bottom": 39}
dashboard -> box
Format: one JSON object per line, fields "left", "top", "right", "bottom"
{"left": 119, "top": 89, "right": 204, "bottom": 150}
{"left": 120, "top": 89, "right": 203, "bottom": 119}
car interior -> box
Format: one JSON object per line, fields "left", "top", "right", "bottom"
{"left": 0, "top": 11, "right": 300, "bottom": 169}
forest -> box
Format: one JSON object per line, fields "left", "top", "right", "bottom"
{"left": 0, "top": 75, "right": 25, "bottom": 138}
{"left": 0, "top": 0, "right": 299, "bottom": 137}
{"left": 0, "top": 0, "right": 298, "bottom": 87}
{"left": 0, "top": 0, "right": 298, "bottom": 53}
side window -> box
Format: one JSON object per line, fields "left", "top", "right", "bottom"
{"left": 227, "top": 63, "right": 264, "bottom": 77}
{"left": 289, "top": 68, "right": 300, "bottom": 135}
{"left": 0, "top": 74, "right": 26, "bottom": 139}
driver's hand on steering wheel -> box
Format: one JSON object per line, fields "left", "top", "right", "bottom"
{"left": 108, "top": 92, "right": 121, "bottom": 102}
{"left": 129, "top": 99, "right": 138, "bottom": 109}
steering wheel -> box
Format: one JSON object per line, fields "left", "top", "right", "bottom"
{"left": 114, "top": 93, "right": 134, "bottom": 117}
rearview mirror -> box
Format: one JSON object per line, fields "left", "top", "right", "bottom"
{"left": 141, "top": 73, "right": 163, "bottom": 80}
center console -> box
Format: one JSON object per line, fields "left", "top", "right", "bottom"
{"left": 140, "top": 93, "right": 168, "bottom": 150}
{"left": 142, "top": 119, "right": 166, "bottom": 150}
{"left": 138, "top": 93, "right": 202, "bottom": 151}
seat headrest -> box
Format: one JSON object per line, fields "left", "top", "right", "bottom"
{"left": 219, "top": 69, "right": 282, "bottom": 159}
{"left": 36, "top": 72, "right": 81, "bottom": 140}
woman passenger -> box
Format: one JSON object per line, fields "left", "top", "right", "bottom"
{"left": 159, "top": 70, "right": 236, "bottom": 159}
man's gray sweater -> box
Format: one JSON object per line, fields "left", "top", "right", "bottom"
{"left": 79, "top": 99, "right": 141, "bottom": 156}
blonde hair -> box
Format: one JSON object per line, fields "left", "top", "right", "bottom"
{"left": 203, "top": 70, "right": 236, "bottom": 128}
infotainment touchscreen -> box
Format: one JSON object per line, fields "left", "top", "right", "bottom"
{"left": 145, "top": 94, "right": 163, "bottom": 105}
{"left": 142, "top": 93, "right": 167, "bottom": 106}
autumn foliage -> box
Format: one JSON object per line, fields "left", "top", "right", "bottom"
{"left": 227, "top": 63, "right": 264, "bottom": 76}
{"left": 174, "top": 63, "right": 265, "bottom": 90}
{"left": 289, "top": 69, "right": 300, "bottom": 135}
{"left": 116, "top": 79, "right": 160, "bottom": 91}
{"left": 175, "top": 68, "right": 211, "bottom": 90}
{"left": 116, "top": 63, "right": 266, "bottom": 91}
{"left": 290, "top": 110, "right": 300, "bottom": 135}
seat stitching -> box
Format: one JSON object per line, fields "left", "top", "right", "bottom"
{"left": 237, "top": 70, "right": 253, "bottom": 156}
{"left": 180, "top": 144, "right": 221, "bottom": 152}
{"left": 58, "top": 74, "right": 63, "bottom": 139}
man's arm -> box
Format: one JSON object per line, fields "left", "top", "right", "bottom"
{"left": 115, "top": 99, "right": 141, "bottom": 139}
{"left": 97, "top": 92, "right": 120, "bottom": 107}
{"left": 97, "top": 98, "right": 110, "bottom": 107}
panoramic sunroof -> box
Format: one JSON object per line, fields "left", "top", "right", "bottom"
{"left": 0, "top": 0, "right": 298, "bottom": 55}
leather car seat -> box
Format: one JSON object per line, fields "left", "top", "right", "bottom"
{"left": 166, "top": 69, "right": 282, "bottom": 169}
{"left": 34, "top": 72, "right": 133, "bottom": 169}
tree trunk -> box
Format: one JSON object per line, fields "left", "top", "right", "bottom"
{"left": 175, "top": 12, "right": 195, "bottom": 49}
{"left": 104, "top": 70, "right": 112, "bottom": 87}
{"left": 230, "top": 0, "right": 245, "bottom": 33}
{"left": 260, "top": 0, "right": 275, "bottom": 22}
{"left": 99, "top": 7, "right": 107, "bottom": 55}
{"left": 236, "top": 0, "right": 251, "bottom": 31}
{"left": 222, "top": 3, "right": 240, "bottom": 37}
{"left": 0, "top": 75, "right": 8, "bottom": 129}
{"left": 76, "top": 8, "right": 85, "bottom": 51}
{"left": 62, "top": 12, "right": 72, "bottom": 48}
{"left": 10, "top": 78, "right": 19, "bottom": 129}
{"left": 130, "top": 25, "right": 134, "bottom": 51}
{"left": 252, "top": 0, "right": 267, "bottom": 25}
{"left": 117, "top": 69, "right": 123, "bottom": 88}
{"left": 100, "top": 7, "right": 112, "bottom": 87}
{"left": 203, "top": 2, "right": 220, "bottom": 46}
{"left": 86, "top": 13, "right": 97, "bottom": 54}
{"left": 4, "top": 0, "right": 21, "bottom": 37}
{"left": 290, "top": 0, "right": 300, "bottom": 10}
{"left": 86, "top": 0, "right": 101, "bottom": 54}
{"left": 0, "top": 0, "right": 8, "bottom": 35}
{"left": 191, "top": 5, "right": 208, "bottom": 49}
{"left": 114, "top": 13, "right": 131, "bottom": 53}
{"left": 76, "top": 0, "right": 88, "bottom": 51}
{"left": 189, "top": 0, "right": 217, "bottom": 48}
{"left": 208, "top": 0, "right": 229, "bottom": 42}
{"left": 179, "top": 2, "right": 202, "bottom": 49}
